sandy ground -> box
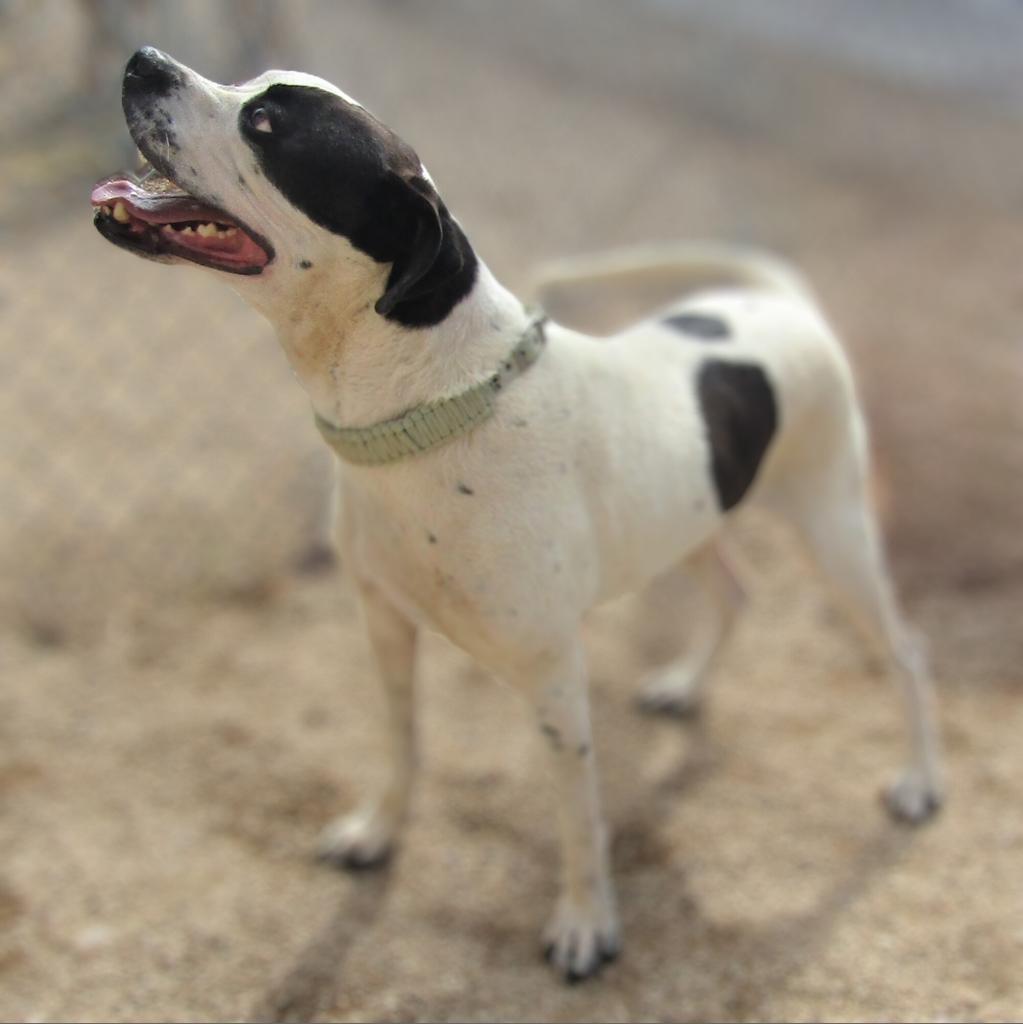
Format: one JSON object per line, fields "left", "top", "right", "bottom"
{"left": 2, "top": 2, "right": 1022, "bottom": 1021}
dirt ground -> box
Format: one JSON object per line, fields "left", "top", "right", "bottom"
{"left": 2, "top": 2, "right": 1022, "bottom": 1021}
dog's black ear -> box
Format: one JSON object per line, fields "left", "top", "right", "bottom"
{"left": 374, "top": 174, "right": 446, "bottom": 318}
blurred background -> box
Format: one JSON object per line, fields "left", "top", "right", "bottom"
{"left": 1, "top": 2, "right": 1021, "bottom": 1021}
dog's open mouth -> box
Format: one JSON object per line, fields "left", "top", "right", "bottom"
{"left": 90, "top": 162, "right": 272, "bottom": 275}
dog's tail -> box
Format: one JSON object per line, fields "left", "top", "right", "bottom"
{"left": 528, "top": 241, "right": 812, "bottom": 306}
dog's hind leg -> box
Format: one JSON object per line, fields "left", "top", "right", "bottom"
{"left": 513, "top": 640, "right": 620, "bottom": 981}
{"left": 772, "top": 422, "right": 943, "bottom": 822}
{"left": 635, "top": 542, "right": 746, "bottom": 717}
{"left": 318, "top": 579, "right": 417, "bottom": 868}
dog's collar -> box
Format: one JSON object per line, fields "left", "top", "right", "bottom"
{"left": 314, "top": 314, "right": 548, "bottom": 466}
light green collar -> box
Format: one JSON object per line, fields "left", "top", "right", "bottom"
{"left": 314, "top": 315, "right": 548, "bottom": 466}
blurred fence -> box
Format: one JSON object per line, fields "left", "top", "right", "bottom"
{"left": 3, "top": 0, "right": 1022, "bottom": 652}
{"left": 2, "top": 222, "right": 336, "bottom": 644}
{"left": 1, "top": 2, "right": 333, "bottom": 646}
{"left": 3, "top": 237, "right": 331, "bottom": 630}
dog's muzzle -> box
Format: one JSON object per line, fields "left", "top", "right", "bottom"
{"left": 90, "top": 48, "right": 274, "bottom": 275}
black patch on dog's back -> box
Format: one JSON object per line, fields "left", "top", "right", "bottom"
{"left": 664, "top": 312, "right": 731, "bottom": 340}
{"left": 240, "top": 85, "right": 477, "bottom": 328}
{"left": 697, "top": 360, "right": 777, "bottom": 511}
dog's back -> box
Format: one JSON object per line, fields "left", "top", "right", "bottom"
{"left": 528, "top": 245, "right": 862, "bottom": 599}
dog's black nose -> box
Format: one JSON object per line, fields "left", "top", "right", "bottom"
{"left": 124, "top": 47, "right": 182, "bottom": 96}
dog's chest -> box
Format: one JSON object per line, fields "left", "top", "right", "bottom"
{"left": 343, "top": 481, "right": 538, "bottom": 659}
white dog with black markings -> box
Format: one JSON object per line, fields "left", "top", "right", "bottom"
{"left": 92, "top": 48, "right": 943, "bottom": 981}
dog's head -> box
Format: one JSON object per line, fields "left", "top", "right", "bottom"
{"left": 91, "top": 48, "right": 476, "bottom": 327}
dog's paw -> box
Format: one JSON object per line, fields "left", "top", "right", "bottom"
{"left": 882, "top": 774, "right": 943, "bottom": 824}
{"left": 635, "top": 663, "right": 703, "bottom": 719}
{"left": 316, "top": 809, "right": 396, "bottom": 870}
{"left": 542, "top": 897, "right": 621, "bottom": 983}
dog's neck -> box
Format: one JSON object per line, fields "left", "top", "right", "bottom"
{"left": 253, "top": 256, "right": 531, "bottom": 429}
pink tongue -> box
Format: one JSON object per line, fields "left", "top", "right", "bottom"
{"left": 90, "top": 176, "right": 229, "bottom": 226}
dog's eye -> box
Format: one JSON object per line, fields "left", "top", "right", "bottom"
{"left": 249, "top": 107, "right": 273, "bottom": 134}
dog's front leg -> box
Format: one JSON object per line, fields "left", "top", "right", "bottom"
{"left": 518, "top": 641, "right": 620, "bottom": 981}
{"left": 318, "top": 579, "right": 417, "bottom": 869}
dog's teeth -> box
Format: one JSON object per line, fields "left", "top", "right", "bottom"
{"left": 197, "top": 222, "right": 218, "bottom": 238}
{"left": 112, "top": 201, "right": 130, "bottom": 223}
{"left": 224, "top": 228, "right": 237, "bottom": 237}
{"left": 181, "top": 226, "right": 194, "bottom": 235}
{"left": 101, "top": 205, "right": 111, "bottom": 215}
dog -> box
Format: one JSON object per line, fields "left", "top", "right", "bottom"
{"left": 91, "top": 48, "right": 943, "bottom": 981}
